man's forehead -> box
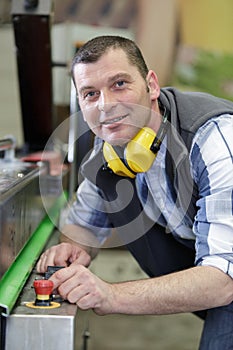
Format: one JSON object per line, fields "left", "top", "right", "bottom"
{"left": 75, "top": 47, "right": 129, "bottom": 70}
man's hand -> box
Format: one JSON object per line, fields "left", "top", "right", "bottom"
{"left": 49, "top": 264, "right": 114, "bottom": 315}
{"left": 36, "top": 242, "right": 92, "bottom": 273}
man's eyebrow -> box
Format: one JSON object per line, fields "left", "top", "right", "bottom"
{"left": 107, "top": 73, "right": 132, "bottom": 84}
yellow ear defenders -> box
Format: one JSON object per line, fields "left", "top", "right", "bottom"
{"left": 103, "top": 104, "right": 169, "bottom": 178}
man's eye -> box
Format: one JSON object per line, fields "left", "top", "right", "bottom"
{"left": 115, "top": 80, "right": 126, "bottom": 88}
{"left": 84, "top": 91, "right": 98, "bottom": 99}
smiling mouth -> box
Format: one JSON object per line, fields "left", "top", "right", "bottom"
{"left": 101, "top": 114, "right": 128, "bottom": 125}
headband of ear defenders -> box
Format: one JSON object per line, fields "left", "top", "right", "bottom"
{"left": 103, "top": 103, "right": 170, "bottom": 178}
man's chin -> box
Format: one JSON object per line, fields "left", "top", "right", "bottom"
{"left": 105, "top": 138, "right": 129, "bottom": 147}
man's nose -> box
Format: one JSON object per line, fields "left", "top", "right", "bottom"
{"left": 98, "top": 90, "right": 116, "bottom": 112}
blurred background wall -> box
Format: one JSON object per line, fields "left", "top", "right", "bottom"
{"left": 174, "top": 0, "right": 233, "bottom": 101}
{"left": 178, "top": 0, "right": 233, "bottom": 53}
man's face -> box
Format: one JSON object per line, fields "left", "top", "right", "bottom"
{"left": 73, "top": 48, "right": 160, "bottom": 146}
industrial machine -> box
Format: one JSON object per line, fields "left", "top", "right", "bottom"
{"left": 0, "top": 1, "right": 91, "bottom": 349}
{"left": 0, "top": 133, "right": 75, "bottom": 349}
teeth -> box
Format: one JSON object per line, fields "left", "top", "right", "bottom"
{"left": 103, "top": 115, "right": 126, "bottom": 125}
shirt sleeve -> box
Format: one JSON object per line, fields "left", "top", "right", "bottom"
{"left": 66, "top": 178, "right": 112, "bottom": 244}
{"left": 190, "top": 114, "right": 233, "bottom": 278}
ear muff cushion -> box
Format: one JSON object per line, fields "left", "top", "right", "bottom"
{"left": 125, "top": 127, "right": 157, "bottom": 173}
{"left": 103, "top": 142, "right": 136, "bottom": 178}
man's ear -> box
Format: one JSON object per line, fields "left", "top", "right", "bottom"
{"left": 146, "top": 70, "right": 160, "bottom": 100}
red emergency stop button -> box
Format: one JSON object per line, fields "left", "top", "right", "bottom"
{"left": 33, "top": 279, "right": 54, "bottom": 306}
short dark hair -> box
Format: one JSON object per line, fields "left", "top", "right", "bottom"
{"left": 71, "top": 35, "right": 149, "bottom": 84}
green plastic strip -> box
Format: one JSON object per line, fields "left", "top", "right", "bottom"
{"left": 0, "top": 191, "right": 67, "bottom": 316}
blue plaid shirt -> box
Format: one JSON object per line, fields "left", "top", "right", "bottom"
{"left": 67, "top": 114, "right": 233, "bottom": 278}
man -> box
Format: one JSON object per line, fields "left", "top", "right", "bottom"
{"left": 37, "top": 36, "right": 233, "bottom": 349}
